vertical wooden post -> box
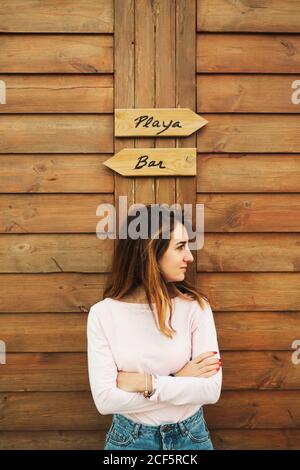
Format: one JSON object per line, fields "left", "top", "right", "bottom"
{"left": 175, "top": 0, "right": 197, "bottom": 283}
{"left": 115, "top": 0, "right": 197, "bottom": 282}
{"left": 114, "top": 0, "right": 135, "bottom": 230}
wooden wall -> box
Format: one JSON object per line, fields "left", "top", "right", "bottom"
{"left": 0, "top": 0, "right": 299, "bottom": 450}
{"left": 196, "top": 0, "right": 300, "bottom": 449}
{"left": 0, "top": 0, "right": 114, "bottom": 450}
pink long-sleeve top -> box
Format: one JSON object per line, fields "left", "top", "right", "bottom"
{"left": 87, "top": 295, "right": 222, "bottom": 426}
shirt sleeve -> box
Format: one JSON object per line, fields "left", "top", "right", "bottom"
{"left": 87, "top": 305, "right": 172, "bottom": 415}
{"left": 148, "top": 300, "right": 222, "bottom": 406}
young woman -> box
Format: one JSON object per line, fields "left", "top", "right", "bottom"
{"left": 87, "top": 205, "right": 222, "bottom": 450}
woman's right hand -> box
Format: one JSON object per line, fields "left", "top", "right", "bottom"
{"left": 174, "top": 351, "right": 222, "bottom": 378}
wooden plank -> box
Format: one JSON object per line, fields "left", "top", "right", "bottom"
{"left": 0, "top": 194, "right": 114, "bottom": 233}
{"left": 0, "top": 430, "right": 106, "bottom": 450}
{"left": 0, "top": 353, "right": 88, "bottom": 390}
{"left": 0, "top": 311, "right": 298, "bottom": 352}
{"left": 205, "top": 391, "right": 300, "bottom": 429}
{"left": 0, "top": 273, "right": 106, "bottom": 312}
{"left": 0, "top": 391, "right": 105, "bottom": 431}
{"left": 0, "top": 75, "right": 113, "bottom": 113}
{"left": 0, "top": 315, "right": 87, "bottom": 352}
{"left": 215, "top": 312, "right": 300, "bottom": 350}
{"left": 197, "top": 34, "right": 300, "bottom": 73}
{"left": 197, "top": 234, "right": 300, "bottom": 272}
{"left": 0, "top": 0, "right": 113, "bottom": 33}
{"left": 0, "top": 234, "right": 113, "bottom": 272}
{"left": 197, "top": 0, "right": 300, "bottom": 33}
{"left": 197, "top": 75, "right": 300, "bottom": 113}
{"left": 0, "top": 35, "right": 113, "bottom": 73}
{"left": 197, "top": 154, "right": 300, "bottom": 193}
{"left": 196, "top": 194, "right": 300, "bottom": 232}
{"left": 0, "top": 115, "right": 113, "bottom": 153}
{"left": 197, "top": 115, "right": 300, "bottom": 153}
{"left": 0, "top": 390, "right": 299, "bottom": 430}
{"left": 0, "top": 429, "right": 299, "bottom": 450}
{"left": 0, "top": 155, "right": 113, "bottom": 193}
{"left": 220, "top": 351, "right": 300, "bottom": 390}
{"left": 211, "top": 429, "right": 300, "bottom": 450}
{"left": 1, "top": 351, "right": 299, "bottom": 391}
{"left": 197, "top": 273, "right": 300, "bottom": 311}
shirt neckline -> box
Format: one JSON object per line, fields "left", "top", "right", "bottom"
{"left": 106, "top": 296, "right": 180, "bottom": 308}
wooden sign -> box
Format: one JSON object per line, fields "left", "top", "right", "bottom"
{"left": 103, "top": 148, "right": 196, "bottom": 176}
{"left": 115, "top": 108, "right": 208, "bottom": 137}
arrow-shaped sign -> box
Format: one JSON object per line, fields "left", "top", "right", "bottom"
{"left": 103, "top": 148, "right": 196, "bottom": 176}
{"left": 115, "top": 108, "right": 208, "bottom": 137}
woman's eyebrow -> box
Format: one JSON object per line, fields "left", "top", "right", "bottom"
{"left": 175, "top": 240, "right": 189, "bottom": 245}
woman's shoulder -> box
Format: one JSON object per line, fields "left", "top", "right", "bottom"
{"left": 178, "top": 296, "right": 212, "bottom": 318}
{"left": 176, "top": 293, "right": 210, "bottom": 308}
{"left": 88, "top": 298, "right": 112, "bottom": 318}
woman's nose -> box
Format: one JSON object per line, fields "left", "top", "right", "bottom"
{"left": 184, "top": 249, "right": 194, "bottom": 262}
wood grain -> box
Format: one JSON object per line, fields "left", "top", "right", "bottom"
{"left": 197, "top": 115, "right": 300, "bottom": 153}
{"left": 197, "top": 75, "right": 300, "bottom": 113}
{"left": 0, "top": 115, "right": 113, "bottom": 153}
{"left": 197, "top": 0, "right": 300, "bottom": 33}
{"left": 0, "top": 155, "right": 113, "bottom": 193}
{"left": 0, "top": 234, "right": 113, "bottom": 272}
{"left": 0, "top": 273, "right": 106, "bottom": 312}
{"left": 0, "top": 75, "right": 113, "bottom": 113}
{"left": 197, "top": 194, "right": 300, "bottom": 232}
{"left": 0, "top": 35, "right": 113, "bottom": 73}
{"left": 0, "top": 194, "right": 113, "bottom": 233}
{"left": 197, "top": 233, "right": 300, "bottom": 272}
{"left": 197, "top": 273, "right": 300, "bottom": 310}
{"left": 197, "top": 154, "right": 300, "bottom": 192}
{"left": 197, "top": 33, "right": 300, "bottom": 73}
{"left": 0, "top": 0, "right": 113, "bottom": 33}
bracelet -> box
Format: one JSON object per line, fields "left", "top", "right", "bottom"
{"left": 143, "top": 373, "right": 149, "bottom": 398}
{"left": 143, "top": 373, "right": 157, "bottom": 398}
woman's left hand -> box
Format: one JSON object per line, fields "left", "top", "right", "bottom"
{"left": 117, "top": 371, "right": 144, "bottom": 393}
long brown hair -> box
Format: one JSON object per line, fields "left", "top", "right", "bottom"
{"left": 103, "top": 204, "right": 208, "bottom": 339}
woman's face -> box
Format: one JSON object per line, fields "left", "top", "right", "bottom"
{"left": 158, "top": 222, "right": 194, "bottom": 282}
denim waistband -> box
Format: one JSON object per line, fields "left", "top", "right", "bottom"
{"left": 112, "top": 407, "right": 204, "bottom": 436}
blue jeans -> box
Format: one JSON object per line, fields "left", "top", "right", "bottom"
{"left": 103, "top": 407, "right": 214, "bottom": 450}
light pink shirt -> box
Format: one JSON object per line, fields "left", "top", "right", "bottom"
{"left": 87, "top": 296, "right": 222, "bottom": 425}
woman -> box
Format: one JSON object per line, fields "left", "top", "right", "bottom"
{"left": 87, "top": 205, "right": 222, "bottom": 450}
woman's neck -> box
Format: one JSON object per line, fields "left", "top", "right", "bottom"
{"left": 121, "top": 285, "right": 176, "bottom": 303}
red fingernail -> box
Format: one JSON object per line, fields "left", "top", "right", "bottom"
{"left": 213, "top": 351, "right": 218, "bottom": 354}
